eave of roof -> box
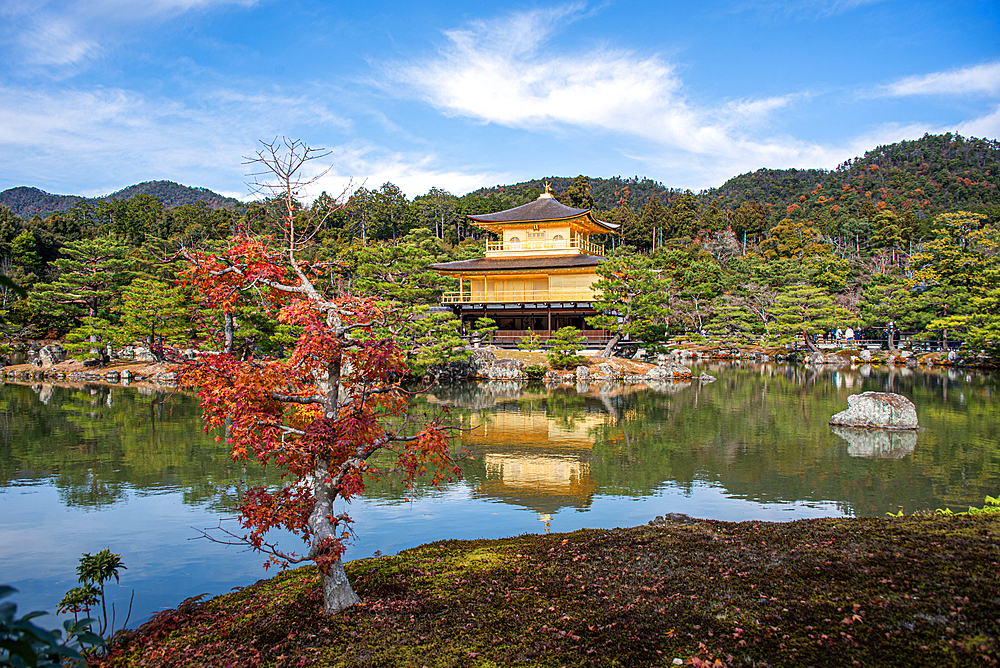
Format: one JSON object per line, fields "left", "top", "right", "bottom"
{"left": 466, "top": 194, "right": 619, "bottom": 233}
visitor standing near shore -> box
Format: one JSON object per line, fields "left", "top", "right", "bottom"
{"left": 845, "top": 327, "right": 855, "bottom": 345}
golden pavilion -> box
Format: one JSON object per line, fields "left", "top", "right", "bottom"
{"left": 430, "top": 187, "right": 618, "bottom": 345}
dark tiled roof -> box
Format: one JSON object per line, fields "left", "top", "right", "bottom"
{"left": 467, "top": 196, "right": 618, "bottom": 230}
{"left": 429, "top": 255, "right": 604, "bottom": 272}
{"left": 468, "top": 197, "right": 589, "bottom": 223}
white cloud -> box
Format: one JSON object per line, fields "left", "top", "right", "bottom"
{"left": 388, "top": 5, "right": 836, "bottom": 178}
{"left": 303, "top": 142, "right": 511, "bottom": 201}
{"left": 3, "top": 0, "right": 256, "bottom": 68}
{"left": 953, "top": 105, "right": 1000, "bottom": 139}
{"left": 0, "top": 82, "right": 503, "bottom": 200}
{"left": 881, "top": 61, "right": 1000, "bottom": 98}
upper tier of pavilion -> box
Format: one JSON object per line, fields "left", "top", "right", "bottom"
{"left": 464, "top": 189, "right": 618, "bottom": 258}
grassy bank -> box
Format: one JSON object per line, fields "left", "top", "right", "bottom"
{"left": 100, "top": 514, "right": 999, "bottom": 667}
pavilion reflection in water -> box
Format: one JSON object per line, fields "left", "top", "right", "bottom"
{"left": 428, "top": 383, "right": 621, "bottom": 515}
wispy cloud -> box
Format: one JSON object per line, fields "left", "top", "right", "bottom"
{"left": 729, "top": 0, "right": 888, "bottom": 19}
{"left": 2, "top": 0, "right": 256, "bottom": 69}
{"left": 879, "top": 61, "right": 1000, "bottom": 98}
{"left": 387, "top": 3, "right": 846, "bottom": 184}
{"left": 389, "top": 4, "right": 800, "bottom": 159}
{"left": 305, "top": 142, "right": 510, "bottom": 201}
{"left": 0, "top": 82, "right": 501, "bottom": 199}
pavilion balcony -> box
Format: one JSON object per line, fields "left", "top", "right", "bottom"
{"left": 485, "top": 239, "right": 604, "bottom": 257}
{"left": 440, "top": 288, "right": 596, "bottom": 304}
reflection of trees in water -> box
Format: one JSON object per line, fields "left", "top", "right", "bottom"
{"left": 0, "top": 383, "right": 278, "bottom": 511}
{"left": 421, "top": 365, "right": 1000, "bottom": 518}
{"left": 4, "top": 365, "right": 997, "bottom": 518}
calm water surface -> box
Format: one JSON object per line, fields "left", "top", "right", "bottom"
{"left": 1, "top": 363, "right": 997, "bottom": 628}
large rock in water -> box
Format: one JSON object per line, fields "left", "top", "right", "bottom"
{"left": 829, "top": 392, "right": 918, "bottom": 429}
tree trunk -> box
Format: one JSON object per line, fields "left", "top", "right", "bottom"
{"left": 320, "top": 556, "right": 360, "bottom": 614}
{"left": 311, "top": 352, "right": 361, "bottom": 614}
{"left": 224, "top": 311, "right": 235, "bottom": 355}
{"left": 308, "top": 457, "right": 361, "bottom": 613}
{"left": 602, "top": 332, "right": 621, "bottom": 358}
{"left": 802, "top": 329, "right": 822, "bottom": 353}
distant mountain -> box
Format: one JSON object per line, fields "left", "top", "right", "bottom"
{"left": 471, "top": 133, "right": 1000, "bottom": 220}
{"left": 0, "top": 180, "right": 241, "bottom": 219}
{"left": 104, "top": 180, "right": 241, "bottom": 210}
{"left": 0, "top": 187, "right": 85, "bottom": 220}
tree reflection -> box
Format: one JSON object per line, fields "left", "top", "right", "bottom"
{"left": 0, "top": 383, "right": 277, "bottom": 511}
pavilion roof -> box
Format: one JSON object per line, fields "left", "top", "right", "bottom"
{"left": 467, "top": 193, "right": 618, "bottom": 234}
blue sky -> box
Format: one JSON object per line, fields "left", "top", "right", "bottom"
{"left": 1, "top": 0, "right": 998, "bottom": 200}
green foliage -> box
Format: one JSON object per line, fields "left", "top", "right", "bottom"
{"left": 29, "top": 236, "right": 135, "bottom": 343}
{"left": 769, "top": 284, "right": 852, "bottom": 345}
{"left": 112, "top": 278, "right": 190, "bottom": 356}
{"left": 524, "top": 364, "right": 547, "bottom": 381}
{"left": 1, "top": 586, "right": 102, "bottom": 668}
{"left": 910, "top": 212, "right": 1000, "bottom": 353}
{"left": 546, "top": 327, "right": 586, "bottom": 369}
{"left": 563, "top": 176, "right": 595, "bottom": 210}
{"left": 517, "top": 329, "right": 543, "bottom": 351}
{"left": 400, "top": 307, "right": 467, "bottom": 377}
{"left": 934, "top": 495, "right": 1000, "bottom": 517}
{"left": 57, "top": 549, "right": 132, "bottom": 644}
{"left": 587, "top": 247, "right": 671, "bottom": 355}
{"left": 471, "top": 317, "right": 497, "bottom": 344}
{"left": 335, "top": 229, "right": 452, "bottom": 303}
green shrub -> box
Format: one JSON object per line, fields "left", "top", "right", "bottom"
{"left": 517, "top": 329, "right": 542, "bottom": 351}
{"left": 472, "top": 317, "right": 497, "bottom": 344}
{"left": 524, "top": 364, "right": 547, "bottom": 381}
{"left": 547, "top": 327, "right": 586, "bottom": 369}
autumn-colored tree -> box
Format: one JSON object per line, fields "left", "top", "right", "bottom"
{"left": 178, "top": 139, "right": 460, "bottom": 614}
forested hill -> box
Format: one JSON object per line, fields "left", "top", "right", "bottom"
{"left": 0, "top": 188, "right": 84, "bottom": 220}
{"left": 703, "top": 134, "right": 1000, "bottom": 218}
{"left": 472, "top": 133, "right": 1000, "bottom": 219}
{"left": 0, "top": 180, "right": 240, "bottom": 219}
{"left": 468, "top": 176, "right": 678, "bottom": 212}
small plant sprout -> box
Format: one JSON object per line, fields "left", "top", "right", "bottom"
{"left": 57, "top": 548, "right": 133, "bottom": 647}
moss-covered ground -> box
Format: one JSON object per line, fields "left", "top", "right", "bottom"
{"left": 100, "top": 514, "right": 999, "bottom": 667}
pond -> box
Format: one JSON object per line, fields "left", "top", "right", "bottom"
{"left": 1, "top": 362, "right": 998, "bottom": 631}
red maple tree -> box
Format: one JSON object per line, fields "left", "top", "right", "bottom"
{"left": 177, "top": 139, "right": 460, "bottom": 613}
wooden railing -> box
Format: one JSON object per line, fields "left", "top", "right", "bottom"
{"left": 477, "top": 330, "right": 613, "bottom": 347}
{"left": 441, "top": 289, "right": 595, "bottom": 304}
{"left": 485, "top": 239, "right": 604, "bottom": 256}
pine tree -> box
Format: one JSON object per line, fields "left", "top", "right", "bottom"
{"left": 113, "top": 278, "right": 191, "bottom": 360}
{"left": 587, "top": 248, "right": 671, "bottom": 356}
{"left": 664, "top": 191, "right": 700, "bottom": 239}
{"left": 564, "top": 175, "right": 596, "bottom": 210}
{"left": 30, "top": 237, "right": 135, "bottom": 357}
{"left": 770, "top": 284, "right": 851, "bottom": 351}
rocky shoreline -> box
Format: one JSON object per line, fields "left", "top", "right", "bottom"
{"left": 1, "top": 341, "right": 968, "bottom": 391}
